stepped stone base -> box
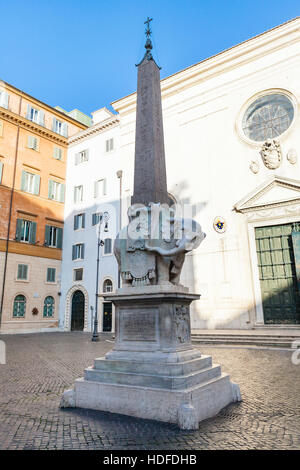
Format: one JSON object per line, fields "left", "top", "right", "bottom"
{"left": 61, "top": 287, "right": 241, "bottom": 429}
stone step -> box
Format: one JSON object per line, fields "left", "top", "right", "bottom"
{"left": 191, "top": 335, "right": 296, "bottom": 348}
{"left": 93, "top": 354, "right": 212, "bottom": 376}
{"left": 84, "top": 363, "right": 221, "bottom": 390}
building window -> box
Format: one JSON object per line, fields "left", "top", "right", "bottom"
{"left": 242, "top": 93, "right": 294, "bottom": 142}
{"left": 75, "top": 149, "right": 89, "bottom": 165}
{"left": 53, "top": 147, "right": 63, "bottom": 160}
{"left": 43, "top": 296, "right": 54, "bottom": 317}
{"left": 26, "top": 105, "right": 44, "bottom": 126}
{"left": 46, "top": 267, "right": 56, "bottom": 283}
{"left": 16, "top": 219, "right": 36, "bottom": 244}
{"left": 17, "top": 264, "right": 28, "bottom": 280}
{"left": 74, "top": 213, "right": 85, "bottom": 230}
{"left": 72, "top": 243, "right": 84, "bottom": 260}
{"left": 104, "top": 238, "right": 112, "bottom": 255}
{"left": 74, "top": 268, "right": 83, "bottom": 281}
{"left": 92, "top": 212, "right": 102, "bottom": 226}
{"left": 27, "top": 135, "right": 39, "bottom": 151}
{"left": 45, "top": 225, "right": 63, "bottom": 248}
{"left": 74, "top": 185, "right": 83, "bottom": 203}
{"left": 52, "top": 118, "right": 68, "bottom": 137}
{"left": 94, "top": 179, "right": 106, "bottom": 198}
{"left": 21, "top": 170, "right": 40, "bottom": 195}
{"left": 103, "top": 279, "right": 113, "bottom": 293}
{"left": 13, "top": 295, "right": 26, "bottom": 317}
{"left": 105, "top": 138, "right": 114, "bottom": 153}
{"left": 0, "top": 91, "right": 9, "bottom": 109}
{"left": 48, "top": 180, "right": 65, "bottom": 202}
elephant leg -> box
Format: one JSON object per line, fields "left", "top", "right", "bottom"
{"left": 157, "top": 256, "right": 172, "bottom": 285}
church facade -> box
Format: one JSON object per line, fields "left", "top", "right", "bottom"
{"left": 59, "top": 18, "right": 300, "bottom": 332}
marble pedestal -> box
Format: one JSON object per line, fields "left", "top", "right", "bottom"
{"left": 61, "top": 286, "right": 241, "bottom": 429}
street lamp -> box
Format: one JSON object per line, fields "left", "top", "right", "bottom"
{"left": 92, "top": 211, "right": 109, "bottom": 342}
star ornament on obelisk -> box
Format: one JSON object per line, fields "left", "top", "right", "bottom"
{"left": 60, "top": 19, "right": 241, "bottom": 430}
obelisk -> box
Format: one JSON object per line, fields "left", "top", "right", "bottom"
{"left": 60, "top": 19, "right": 241, "bottom": 429}
{"left": 132, "top": 17, "right": 171, "bottom": 206}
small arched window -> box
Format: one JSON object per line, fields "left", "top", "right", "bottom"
{"left": 103, "top": 279, "right": 113, "bottom": 293}
{"left": 13, "top": 295, "right": 26, "bottom": 317}
{"left": 43, "top": 296, "right": 54, "bottom": 317}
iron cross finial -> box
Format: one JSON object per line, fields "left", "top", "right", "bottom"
{"left": 144, "top": 17, "right": 153, "bottom": 37}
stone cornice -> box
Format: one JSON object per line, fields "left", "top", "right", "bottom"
{"left": 112, "top": 17, "right": 300, "bottom": 116}
{"left": 0, "top": 108, "right": 68, "bottom": 145}
{"left": 68, "top": 116, "right": 120, "bottom": 146}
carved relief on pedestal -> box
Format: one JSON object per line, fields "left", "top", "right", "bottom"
{"left": 174, "top": 305, "right": 190, "bottom": 343}
{"left": 260, "top": 139, "right": 282, "bottom": 169}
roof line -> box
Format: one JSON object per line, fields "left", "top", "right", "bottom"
{"left": 111, "top": 16, "right": 300, "bottom": 107}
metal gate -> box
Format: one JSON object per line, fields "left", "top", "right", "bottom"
{"left": 255, "top": 222, "right": 300, "bottom": 324}
{"left": 102, "top": 302, "right": 112, "bottom": 332}
{"left": 71, "top": 290, "right": 85, "bottom": 331}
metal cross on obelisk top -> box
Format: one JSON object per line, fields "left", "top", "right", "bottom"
{"left": 144, "top": 16, "right": 152, "bottom": 36}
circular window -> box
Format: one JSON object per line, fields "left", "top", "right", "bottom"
{"left": 242, "top": 93, "right": 294, "bottom": 142}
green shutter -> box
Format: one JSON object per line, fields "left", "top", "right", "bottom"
{"left": 45, "top": 225, "right": 50, "bottom": 245}
{"left": 21, "top": 171, "right": 27, "bottom": 191}
{"left": 29, "top": 222, "right": 37, "bottom": 244}
{"left": 15, "top": 219, "right": 23, "bottom": 241}
{"left": 34, "top": 174, "right": 40, "bottom": 195}
{"left": 0, "top": 161, "right": 3, "bottom": 183}
{"left": 57, "top": 227, "right": 63, "bottom": 249}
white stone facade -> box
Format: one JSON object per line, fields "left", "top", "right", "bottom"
{"left": 60, "top": 18, "right": 300, "bottom": 331}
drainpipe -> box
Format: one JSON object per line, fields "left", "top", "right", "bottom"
{"left": 0, "top": 95, "right": 22, "bottom": 325}
{"left": 116, "top": 170, "right": 123, "bottom": 288}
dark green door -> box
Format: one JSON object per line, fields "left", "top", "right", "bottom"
{"left": 71, "top": 290, "right": 85, "bottom": 331}
{"left": 102, "top": 302, "right": 112, "bottom": 332}
{"left": 255, "top": 222, "right": 300, "bottom": 324}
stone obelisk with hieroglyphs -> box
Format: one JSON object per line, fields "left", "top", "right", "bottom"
{"left": 61, "top": 19, "right": 241, "bottom": 429}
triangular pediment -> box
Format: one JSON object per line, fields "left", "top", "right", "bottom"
{"left": 234, "top": 176, "right": 300, "bottom": 212}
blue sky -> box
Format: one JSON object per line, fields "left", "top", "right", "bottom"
{"left": 1, "top": 0, "right": 299, "bottom": 116}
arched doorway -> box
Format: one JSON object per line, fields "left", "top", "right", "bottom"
{"left": 71, "top": 290, "right": 85, "bottom": 331}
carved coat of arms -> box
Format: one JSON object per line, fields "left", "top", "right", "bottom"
{"left": 260, "top": 139, "right": 282, "bottom": 170}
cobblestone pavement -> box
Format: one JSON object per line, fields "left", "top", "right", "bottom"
{"left": 0, "top": 332, "right": 299, "bottom": 450}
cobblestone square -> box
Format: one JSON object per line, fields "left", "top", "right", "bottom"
{"left": 0, "top": 332, "right": 299, "bottom": 450}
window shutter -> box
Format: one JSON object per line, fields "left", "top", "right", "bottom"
{"left": 81, "top": 243, "right": 85, "bottom": 259}
{"left": 57, "top": 228, "right": 63, "bottom": 249}
{"left": 33, "top": 174, "right": 40, "bottom": 195}
{"left": 15, "top": 219, "right": 23, "bottom": 241}
{"left": 62, "top": 123, "right": 68, "bottom": 137}
{"left": 21, "top": 171, "right": 27, "bottom": 191}
{"left": 27, "top": 136, "right": 33, "bottom": 149}
{"left": 48, "top": 180, "right": 53, "bottom": 199}
{"left": 38, "top": 110, "right": 45, "bottom": 126}
{"left": 0, "top": 91, "right": 9, "bottom": 109}
{"left": 74, "top": 215, "right": 78, "bottom": 230}
{"left": 26, "top": 104, "right": 32, "bottom": 120}
{"left": 59, "top": 183, "right": 65, "bottom": 203}
{"left": 82, "top": 213, "right": 85, "bottom": 228}
{"left": 103, "top": 178, "right": 107, "bottom": 195}
{"left": 23, "top": 265, "right": 28, "bottom": 279}
{"left": 75, "top": 153, "right": 79, "bottom": 165}
{"left": 85, "top": 149, "right": 89, "bottom": 161}
{"left": 45, "top": 225, "right": 50, "bottom": 245}
{"left": 72, "top": 245, "right": 76, "bottom": 260}
{"left": 106, "top": 139, "right": 109, "bottom": 152}
{"left": 92, "top": 213, "right": 96, "bottom": 226}
{"left": 29, "top": 222, "right": 37, "bottom": 244}
{"left": 0, "top": 162, "right": 3, "bottom": 183}
{"left": 52, "top": 118, "right": 56, "bottom": 132}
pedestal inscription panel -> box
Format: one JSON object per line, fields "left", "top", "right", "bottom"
{"left": 120, "top": 308, "right": 158, "bottom": 342}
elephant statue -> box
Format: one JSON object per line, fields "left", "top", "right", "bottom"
{"left": 114, "top": 204, "right": 206, "bottom": 287}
